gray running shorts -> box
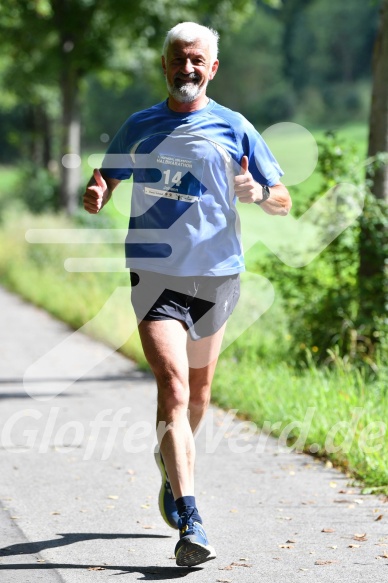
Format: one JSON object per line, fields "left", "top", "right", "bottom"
{"left": 130, "top": 269, "right": 240, "bottom": 340}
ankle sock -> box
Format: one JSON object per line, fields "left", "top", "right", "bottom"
{"left": 175, "top": 495, "right": 202, "bottom": 524}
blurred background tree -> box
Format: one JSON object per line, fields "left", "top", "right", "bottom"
{"left": 0, "top": 0, "right": 253, "bottom": 214}
{"left": 358, "top": 0, "right": 388, "bottom": 335}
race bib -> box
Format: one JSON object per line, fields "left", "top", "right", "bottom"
{"left": 144, "top": 152, "right": 206, "bottom": 203}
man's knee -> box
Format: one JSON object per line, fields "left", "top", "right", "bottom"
{"left": 189, "top": 383, "right": 211, "bottom": 410}
{"left": 157, "top": 375, "right": 189, "bottom": 415}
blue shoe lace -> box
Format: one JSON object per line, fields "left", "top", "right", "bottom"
{"left": 178, "top": 509, "right": 205, "bottom": 540}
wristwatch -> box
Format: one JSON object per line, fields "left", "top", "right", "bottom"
{"left": 255, "top": 184, "right": 271, "bottom": 205}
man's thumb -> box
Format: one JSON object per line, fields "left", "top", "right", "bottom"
{"left": 240, "top": 155, "right": 249, "bottom": 175}
{"left": 93, "top": 168, "right": 106, "bottom": 189}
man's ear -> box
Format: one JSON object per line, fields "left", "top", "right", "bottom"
{"left": 208, "top": 60, "right": 219, "bottom": 81}
{"left": 161, "top": 55, "right": 167, "bottom": 75}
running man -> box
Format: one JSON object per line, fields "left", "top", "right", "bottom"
{"left": 83, "top": 21, "right": 291, "bottom": 567}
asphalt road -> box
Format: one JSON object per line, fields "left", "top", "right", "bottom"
{"left": 0, "top": 286, "right": 387, "bottom": 583}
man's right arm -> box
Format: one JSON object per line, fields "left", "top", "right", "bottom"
{"left": 83, "top": 168, "right": 121, "bottom": 214}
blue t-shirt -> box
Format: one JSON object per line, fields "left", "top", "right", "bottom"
{"left": 102, "top": 98, "right": 283, "bottom": 276}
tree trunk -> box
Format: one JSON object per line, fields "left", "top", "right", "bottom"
{"left": 59, "top": 68, "right": 81, "bottom": 215}
{"left": 367, "top": 0, "right": 388, "bottom": 201}
{"left": 358, "top": 0, "right": 388, "bottom": 328}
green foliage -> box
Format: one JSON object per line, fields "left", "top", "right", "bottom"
{"left": 289, "top": 0, "right": 378, "bottom": 87}
{"left": 15, "top": 162, "right": 60, "bottom": 214}
{"left": 282, "top": 0, "right": 378, "bottom": 124}
{"left": 209, "top": 4, "right": 296, "bottom": 125}
{"left": 0, "top": 211, "right": 146, "bottom": 365}
{"left": 213, "top": 346, "right": 388, "bottom": 487}
{"left": 255, "top": 131, "right": 384, "bottom": 369}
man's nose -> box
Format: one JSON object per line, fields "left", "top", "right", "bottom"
{"left": 180, "top": 58, "right": 195, "bottom": 74}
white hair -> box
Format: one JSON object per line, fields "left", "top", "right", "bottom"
{"left": 163, "top": 22, "right": 219, "bottom": 62}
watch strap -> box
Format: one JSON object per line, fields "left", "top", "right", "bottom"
{"left": 255, "top": 184, "right": 270, "bottom": 205}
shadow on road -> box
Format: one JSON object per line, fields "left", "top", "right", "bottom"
{"left": 0, "top": 562, "right": 202, "bottom": 579}
{"left": 0, "top": 532, "right": 170, "bottom": 557}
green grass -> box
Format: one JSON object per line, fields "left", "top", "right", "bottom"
{"left": 0, "top": 211, "right": 146, "bottom": 367}
{"left": 212, "top": 346, "right": 388, "bottom": 489}
{"left": 1, "top": 121, "right": 387, "bottom": 491}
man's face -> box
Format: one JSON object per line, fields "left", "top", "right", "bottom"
{"left": 162, "top": 39, "right": 219, "bottom": 103}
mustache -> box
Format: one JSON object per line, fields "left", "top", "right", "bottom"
{"left": 174, "top": 72, "right": 200, "bottom": 83}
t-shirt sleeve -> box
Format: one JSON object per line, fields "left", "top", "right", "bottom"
{"left": 241, "top": 120, "right": 284, "bottom": 187}
{"left": 100, "top": 118, "right": 134, "bottom": 181}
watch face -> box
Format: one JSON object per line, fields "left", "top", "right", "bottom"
{"left": 262, "top": 185, "right": 270, "bottom": 201}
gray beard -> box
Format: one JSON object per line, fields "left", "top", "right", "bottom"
{"left": 166, "top": 78, "right": 207, "bottom": 103}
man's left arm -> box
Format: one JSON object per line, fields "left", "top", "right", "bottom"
{"left": 255, "top": 182, "right": 291, "bottom": 216}
{"left": 234, "top": 155, "right": 292, "bottom": 216}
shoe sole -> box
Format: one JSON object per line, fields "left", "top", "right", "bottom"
{"left": 154, "top": 449, "right": 179, "bottom": 530}
{"left": 175, "top": 541, "right": 216, "bottom": 567}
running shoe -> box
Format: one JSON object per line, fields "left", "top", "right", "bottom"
{"left": 175, "top": 511, "right": 216, "bottom": 567}
{"left": 154, "top": 448, "right": 179, "bottom": 529}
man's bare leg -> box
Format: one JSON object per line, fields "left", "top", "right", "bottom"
{"left": 138, "top": 319, "right": 194, "bottom": 498}
{"left": 138, "top": 319, "right": 226, "bottom": 498}
{"left": 187, "top": 322, "right": 226, "bottom": 434}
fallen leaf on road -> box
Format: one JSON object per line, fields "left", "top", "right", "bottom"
{"left": 229, "top": 509, "right": 238, "bottom": 513}
{"left": 87, "top": 566, "right": 105, "bottom": 571}
{"left": 51, "top": 511, "right": 61, "bottom": 515}
{"left": 142, "top": 525, "right": 155, "bottom": 529}
{"left": 219, "top": 565, "right": 233, "bottom": 570}
{"left": 328, "top": 545, "right": 337, "bottom": 549}
{"left": 219, "top": 562, "right": 252, "bottom": 570}
{"left": 108, "top": 495, "right": 118, "bottom": 500}
{"left": 322, "top": 528, "right": 335, "bottom": 533}
{"left": 315, "top": 560, "right": 338, "bottom": 565}
{"left": 354, "top": 533, "right": 367, "bottom": 542}
{"left": 279, "top": 545, "right": 294, "bottom": 549}
{"left": 217, "top": 579, "right": 232, "bottom": 582}
{"left": 379, "top": 551, "right": 388, "bottom": 559}
{"left": 375, "top": 515, "right": 383, "bottom": 521}
{"left": 286, "top": 539, "right": 296, "bottom": 544}
{"left": 329, "top": 481, "right": 337, "bottom": 488}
